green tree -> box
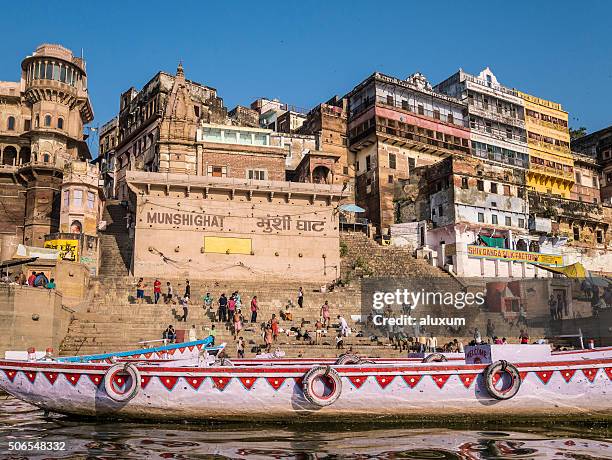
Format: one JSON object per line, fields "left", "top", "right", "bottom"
{"left": 569, "top": 126, "right": 587, "bottom": 140}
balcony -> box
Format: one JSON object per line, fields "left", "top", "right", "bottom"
{"left": 528, "top": 162, "right": 574, "bottom": 181}
{"left": 375, "top": 123, "right": 470, "bottom": 155}
{"left": 526, "top": 114, "right": 569, "bottom": 133}
{"left": 468, "top": 103, "right": 525, "bottom": 128}
{"left": 377, "top": 96, "right": 468, "bottom": 128}
{"left": 470, "top": 124, "right": 527, "bottom": 144}
{"left": 528, "top": 138, "right": 571, "bottom": 156}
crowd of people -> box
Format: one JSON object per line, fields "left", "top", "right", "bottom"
{"left": 1, "top": 270, "right": 56, "bottom": 289}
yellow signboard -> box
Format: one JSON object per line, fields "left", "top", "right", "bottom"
{"left": 44, "top": 239, "right": 79, "bottom": 262}
{"left": 467, "top": 245, "right": 562, "bottom": 266}
{"left": 204, "top": 236, "right": 252, "bottom": 255}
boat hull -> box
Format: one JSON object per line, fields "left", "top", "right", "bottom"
{"left": 1, "top": 357, "right": 611, "bottom": 421}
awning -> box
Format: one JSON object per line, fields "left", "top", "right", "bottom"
{"left": 534, "top": 262, "right": 587, "bottom": 278}
{"left": 339, "top": 203, "right": 366, "bottom": 213}
{"left": 0, "top": 257, "right": 38, "bottom": 269}
{"left": 480, "top": 235, "right": 505, "bottom": 249}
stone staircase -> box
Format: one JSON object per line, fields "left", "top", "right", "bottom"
{"left": 59, "top": 230, "right": 548, "bottom": 358}
{"left": 98, "top": 200, "right": 132, "bottom": 276}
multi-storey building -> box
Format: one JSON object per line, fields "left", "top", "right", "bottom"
{"left": 250, "top": 98, "right": 307, "bottom": 133}
{"left": 518, "top": 91, "right": 573, "bottom": 198}
{"left": 0, "top": 44, "right": 94, "bottom": 247}
{"left": 347, "top": 72, "right": 471, "bottom": 231}
{"left": 96, "top": 116, "right": 119, "bottom": 199}
{"left": 571, "top": 151, "right": 601, "bottom": 203}
{"left": 572, "top": 125, "right": 612, "bottom": 205}
{"left": 434, "top": 68, "right": 528, "bottom": 170}
{"left": 110, "top": 64, "right": 226, "bottom": 200}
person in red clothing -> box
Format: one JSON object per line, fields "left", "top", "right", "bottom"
{"left": 519, "top": 329, "right": 529, "bottom": 344}
{"left": 153, "top": 279, "right": 162, "bottom": 304}
{"left": 270, "top": 314, "right": 279, "bottom": 341}
{"left": 27, "top": 271, "right": 37, "bottom": 287}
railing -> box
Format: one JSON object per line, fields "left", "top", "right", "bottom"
{"left": 468, "top": 103, "right": 525, "bottom": 128}
{"left": 473, "top": 151, "right": 529, "bottom": 169}
{"left": 529, "top": 162, "right": 574, "bottom": 180}
{"left": 470, "top": 124, "right": 527, "bottom": 143}
{"left": 376, "top": 96, "right": 468, "bottom": 128}
{"left": 526, "top": 114, "right": 569, "bottom": 133}
{"left": 350, "top": 97, "right": 375, "bottom": 118}
{"left": 528, "top": 138, "right": 571, "bottom": 155}
{"left": 376, "top": 124, "right": 470, "bottom": 154}
{"left": 464, "top": 74, "right": 519, "bottom": 97}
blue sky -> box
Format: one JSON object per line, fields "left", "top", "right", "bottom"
{"left": 1, "top": 0, "right": 611, "bottom": 155}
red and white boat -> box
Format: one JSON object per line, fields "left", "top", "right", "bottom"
{"left": 0, "top": 344, "right": 610, "bottom": 421}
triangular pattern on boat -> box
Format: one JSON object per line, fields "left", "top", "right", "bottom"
{"left": 186, "top": 376, "right": 205, "bottom": 390}
{"left": 266, "top": 377, "right": 286, "bottom": 391}
{"left": 178, "top": 347, "right": 185, "bottom": 354}
{"left": 375, "top": 375, "right": 395, "bottom": 389}
{"left": 144, "top": 353, "right": 152, "bottom": 359}
{"left": 167, "top": 349, "right": 176, "bottom": 356}
{"left": 197, "top": 344, "right": 203, "bottom": 350}
{"left": 239, "top": 377, "right": 257, "bottom": 390}
{"left": 43, "top": 372, "right": 58, "bottom": 385}
{"left": 582, "top": 368, "right": 598, "bottom": 382}
{"left": 188, "top": 346, "right": 195, "bottom": 352}
{"left": 459, "top": 373, "right": 477, "bottom": 388}
{"left": 3, "top": 370, "right": 16, "bottom": 382}
{"left": 64, "top": 373, "right": 81, "bottom": 386}
{"left": 211, "top": 376, "right": 230, "bottom": 391}
{"left": 560, "top": 369, "right": 576, "bottom": 383}
{"left": 25, "top": 371, "right": 37, "bottom": 383}
{"left": 140, "top": 376, "right": 151, "bottom": 389}
{"left": 432, "top": 374, "right": 451, "bottom": 389}
{"left": 605, "top": 368, "right": 612, "bottom": 381}
{"left": 535, "top": 371, "right": 552, "bottom": 384}
{"left": 348, "top": 376, "right": 367, "bottom": 389}
{"left": 159, "top": 376, "right": 179, "bottom": 391}
{"left": 402, "top": 375, "right": 422, "bottom": 389}
{"left": 88, "top": 374, "right": 103, "bottom": 387}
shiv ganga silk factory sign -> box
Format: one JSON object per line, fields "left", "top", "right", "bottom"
{"left": 145, "top": 211, "right": 327, "bottom": 233}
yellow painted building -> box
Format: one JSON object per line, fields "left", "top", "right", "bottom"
{"left": 518, "top": 91, "right": 574, "bottom": 197}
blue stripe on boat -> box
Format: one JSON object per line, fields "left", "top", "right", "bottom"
{"left": 55, "top": 337, "right": 214, "bottom": 363}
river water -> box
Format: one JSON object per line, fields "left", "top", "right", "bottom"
{"left": 0, "top": 397, "right": 610, "bottom": 459}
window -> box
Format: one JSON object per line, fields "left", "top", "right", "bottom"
{"left": 44, "top": 115, "right": 51, "bottom": 127}
{"left": 517, "top": 188, "right": 524, "bottom": 198}
{"left": 386, "top": 95, "right": 394, "bottom": 105}
{"left": 433, "top": 109, "right": 440, "bottom": 120}
{"left": 461, "top": 177, "right": 468, "bottom": 189}
{"left": 194, "top": 105, "right": 200, "bottom": 118}
{"left": 503, "top": 185, "right": 511, "bottom": 196}
{"left": 505, "top": 217, "right": 512, "bottom": 226}
{"left": 438, "top": 205, "right": 443, "bottom": 217}
{"left": 7, "top": 116, "right": 15, "bottom": 130}
{"left": 60, "top": 66, "right": 67, "bottom": 83}
{"left": 593, "top": 176, "right": 598, "bottom": 188}
{"left": 575, "top": 172, "right": 581, "bottom": 184}
{"left": 35, "top": 115, "right": 39, "bottom": 127}
{"left": 401, "top": 100, "right": 408, "bottom": 110}
{"left": 596, "top": 230, "right": 604, "bottom": 244}
{"left": 447, "top": 113, "right": 453, "bottom": 124}
{"left": 408, "top": 157, "right": 416, "bottom": 171}
{"left": 73, "top": 189, "right": 83, "bottom": 208}
{"left": 57, "top": 118, "right": 64, "bottom": 130}
{"left": 518, "top": 218, "right": 525, "bottom": 228}
{"left": 24, "top": 119, "right": 31, "bottom": 131}
{"left": 417, "top": 105, "right": 424, "bottom": 115}
{"left": 573, "top": 227, "right": 580, "bottom": 241}
{"left": 365, "top": 155, "right": 371, "bottom": 171}
{"left": 247, "top": 169, "right": 266, "bottom": 180}
{"left": 477, "top": 180, "right": 484, "bottom": 191}
{"left": 63, "top": 190, "right": 69, "bottom": 208}
{"left": 388, "top": 153, "right": 396, "bottom": 169}
{"left": 87, "top": 191, "right": 95, "bottom": 209}
{"left": 478, "top": 212, "right": 485, "bottom": 223}
{"left": 490, "top": 182, "right": 498, "bottom": 193}
{"left": 492, "top": 215, "right": 498, "bottom": 225}
{"left": 388, "top": 175, "right": 394, "bottom": 184}
{"left": 343, "top": 166, "right": 348, "bottom": 175}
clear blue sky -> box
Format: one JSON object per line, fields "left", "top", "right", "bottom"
{"left": 1, "top": 0, "right": 611, "bottom": 155}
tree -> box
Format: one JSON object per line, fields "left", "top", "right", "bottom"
{"left": 569, "top": 126, "right": 587, "bottom": 140}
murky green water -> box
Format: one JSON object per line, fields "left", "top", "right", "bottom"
{"left": 0, "top": 397, "right": 610, "bottom": 459}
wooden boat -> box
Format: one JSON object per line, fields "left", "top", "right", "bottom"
{"left": 0, "top": 344, "right": 610, "bottom": 421}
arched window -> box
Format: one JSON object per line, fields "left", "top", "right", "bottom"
{"left": 44, "top": 115, "right": 51, "bottom": 127}
{"left": 57, "top": 118, "right": 64, "bottom": 130}
{"left": 42, "top": 153, "right": 50, "bottom": 163}
{"left": 7, "top": 116, "right": 15, "bottom": 131}
{"left": 35, "top": 115, "right": 40, "bottom": 128}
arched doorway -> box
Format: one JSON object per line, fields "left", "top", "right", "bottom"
{"left": 312, "top": 165, "right": 331, "bottom": 184}
{"left": 2, "top": 146, "right": 17, "bottom": 166}
{"left": 19, "top": 147, "right": 31, "bottom": 165}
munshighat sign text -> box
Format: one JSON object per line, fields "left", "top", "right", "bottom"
{"left": 145, "top": 211, "right": 327, "bottom": 233}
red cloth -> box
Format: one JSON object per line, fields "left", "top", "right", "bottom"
{"left": 27, "top": 275, "right": 36, "bottom": 286}
{"left": 153, "top": 281, "right": 161, "bottom": 293}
